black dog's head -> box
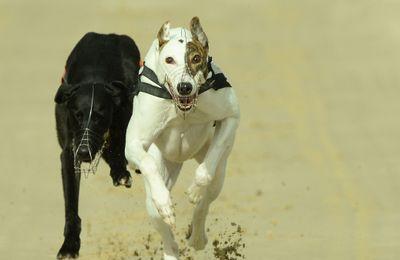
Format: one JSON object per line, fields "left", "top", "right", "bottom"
{"left": 55, "top": 82, "right": 126, "bottom": 162}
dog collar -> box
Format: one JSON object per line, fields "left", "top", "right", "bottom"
{"left": 132, "top": 57, "right": 231, "bottom": 99}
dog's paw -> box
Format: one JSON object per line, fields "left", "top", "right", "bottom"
{"left": 186, "top": 222, "right": 208, "bottom": 250}
{"left": 186, "top": 164, "right": 212, "bottom": 204}
{"left": 162, "top": 240, "right": 179, "bottom": 260}
{"left": 195, "top": 163, "right": 212, "bottom": 186}
{"left": 151, "top": 187, "right": 175, "bottom": 228}
{"left": 188, "top": 232, "right": 208, "bottom": 251}
{"left": 57, "top": 238, "right": 80, "bottom": 259}
{"left": 111, "top": 170, "right": 132, "bottom": 188}
{"left": 186, "top": 182, "right": 208, "bottom": 204}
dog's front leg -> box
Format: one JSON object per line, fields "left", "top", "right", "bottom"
{"left": 125, "top": 98, "right": 175, "bottom": 227}
{"left": 187, "top": 115, "right": 239, "bottom": 204}
{"left": 57, "top": 148, "right": 82, "bottom": 259}
{"left": 126, "top": 139, "right": 176, "bottom": 227}
{"left": 102, "top": 128, "right": 132, "bottom": 188}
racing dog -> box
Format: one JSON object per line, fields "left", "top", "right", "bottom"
{"left": 125, "top": 17, "right": 240, "bottom": 259}
{"left": 54, "top": 32, "right": 140, "bottom": 259}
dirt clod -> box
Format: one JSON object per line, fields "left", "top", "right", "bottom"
{"left": 212, "top": 224, "right": 245, "bottom": 260}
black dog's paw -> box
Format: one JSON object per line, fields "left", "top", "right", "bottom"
{"left": 57, "top": 239, "right": 80, "bottom": 259}
{"left": 111, "top": 170, "right": 132, "bottom": 188}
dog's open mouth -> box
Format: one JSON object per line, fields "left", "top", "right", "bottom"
{"left": 166, "top": 80, "right": 197, "bottom": 112}
{"left": 73, "top": 146, "right": 104, "bottom": 177}
{"left": 73, "top": 129, "right": 106, "bottom": 177}
{"left": 177, "top": 95, "right": 196, "bottom": 111}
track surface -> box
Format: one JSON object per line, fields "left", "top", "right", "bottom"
{"left": 1, "top": 1, "right": 399, "bottom": 259}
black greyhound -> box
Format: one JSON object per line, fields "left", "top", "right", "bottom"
{"left": 54, "top": 32, "right": 140, "bottom": 259}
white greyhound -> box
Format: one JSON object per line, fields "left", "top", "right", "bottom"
{"left": 125, "top": 17, "right": 240, "bottom": 259}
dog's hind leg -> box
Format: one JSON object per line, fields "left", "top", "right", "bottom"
{"left": 144, "top": 144, "right": 182, "bottom": 260}
{"left": 187, "top": 151, "right": 227, "bottom": 251}
{"left": 57, "top": 148, "right": 82, "bottom": 259}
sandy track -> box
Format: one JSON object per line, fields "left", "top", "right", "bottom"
{"left": 1, "top": 0, "right": 400, "bottom": 259}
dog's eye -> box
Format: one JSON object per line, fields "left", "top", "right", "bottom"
{"left": 192, "top": 55, "right": 201, "bottom": 64}
{"left": 165, "top": 57, "right": 175, "bottom": 64}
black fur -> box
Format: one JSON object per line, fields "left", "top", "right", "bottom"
{"left": 54, "top": 32, "right": 140, "bottom": 259}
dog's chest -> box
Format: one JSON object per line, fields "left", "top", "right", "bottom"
{"left": 155, "top": 119, "right": 214, "bottom": 163}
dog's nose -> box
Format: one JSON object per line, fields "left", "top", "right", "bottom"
{"left": 77, "top": 146, "right": 92, "bottom": 162}
{"left": 177, "top": 82, "right": 193, "bottom": 95}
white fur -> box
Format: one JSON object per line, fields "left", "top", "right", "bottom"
{"left": 125, "top": 26, "right": 240, "bottom": 259}
{"left": 156, "top": 28, "right": 206, "bottom": 98}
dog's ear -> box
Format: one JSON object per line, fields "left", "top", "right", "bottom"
{"left": 105, "top": 81, "right": 126, "bottom": 106}
{"left": 190, "top": 17, "right": 209, "bottom": 52}
{"left": 54, "top": 84, "right": 79, "bottom": 104}
{"left": 157, "top": 21, "right": 170, "bottom": 48}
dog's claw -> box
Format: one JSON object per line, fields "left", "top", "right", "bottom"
{"left": 113, "top": 176, "right": 132, "bottom": 188}
{"left": 158, "top": 205, "right": 176, "bottom": 228}
{"left": 111, "top": 171, "right": 132, "bottom": 188}
{"left": 57, "top": 239, "right": 80, "bottom": 259}
{"left": 157, "top": 202, "right": 175, "bottom": 228}
{"left": 121, "top": 175, "right": 133, "bottom": 188}
{"left": 57, "top": 252, "right": 79, "bottom": 259}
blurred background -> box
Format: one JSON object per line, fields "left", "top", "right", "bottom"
{"left": 0, "top": 0, "right": 399, "bottom": 259}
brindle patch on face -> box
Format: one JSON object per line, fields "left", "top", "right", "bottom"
{"left": 185, "top": 40, "right": 208, "bottom": 77}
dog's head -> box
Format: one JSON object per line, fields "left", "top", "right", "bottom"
{"left": 55, "top": 82, "right": 125, "bottom": 162}
{"left": 154, "top": 17, "right": 209, "bottom": 111}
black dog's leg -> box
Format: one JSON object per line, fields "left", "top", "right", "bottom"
{"left": 57, "top": 148, "right": 82, "bottom": 259}
{"left": 102, "top": 130, "right": 132, "bottom": 188}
